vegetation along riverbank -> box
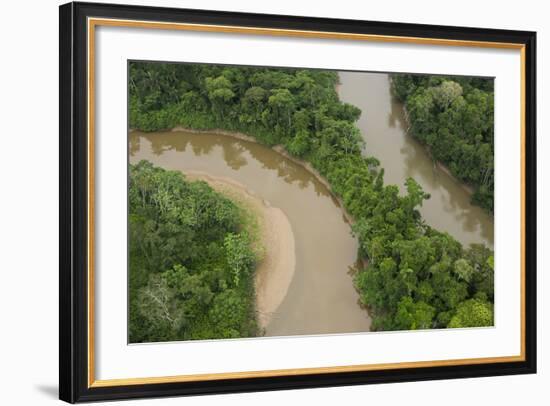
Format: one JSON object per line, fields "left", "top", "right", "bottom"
{"left": 391, "top": 74, "right": 494, "bottom": 213}
{"left": 129, "top": 62, "right": 495, "bottom": 332}
{"left": 129, "top": 161, "right": 260, "bottom": 342}
{"left": 183, "top": 170, "right": 296, "bottom": 331}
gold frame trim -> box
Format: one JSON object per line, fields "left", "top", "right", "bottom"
{"left": 87, "top": 17, "right": 527, "bottom": 388}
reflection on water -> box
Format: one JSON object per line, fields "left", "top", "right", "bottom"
{"left": 130, "top": 131, "right": 372, "bottom": 336}
{"left": 338, "top": 71, "right": 494, "bottom": 248}
{"left": 129, "top": 70, "right": 493, "bottom": 337}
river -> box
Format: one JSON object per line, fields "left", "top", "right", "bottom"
{"left": 337, "top": 71, "right": 494, "bottom": 248}
{"left": 129, "top": 71, "right": 493, "bottom": 338}
{"left": 130, "top": 131, "right": 371, "bottom": 337}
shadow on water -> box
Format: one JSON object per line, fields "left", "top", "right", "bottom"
{"left": 134, "top": 131, "right": 330, "bottom": 198}
{"left": 338, "top": 71, "right": 494, "bottom": 248}
{"left": 129, "top": 130, "right": 371, "bottom": 336}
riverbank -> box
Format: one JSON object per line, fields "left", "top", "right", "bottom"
{"left": 337, "top": 71, "right": 494, "bottom": 249}
{"left": 183, "top": 170, "right": 296, "bottom": 331}
{"left": 389, "top": 75, "right": 494, "bottom": 213}
{"left": 170, "top": 126, "right": 356, "bottom": 225}
{"left": 435, "top": 160, "right": 475, "bottom": 195}
{"left": 130, "top": 64, "right": 493, "bottom": 333}
{"left": 399, "top": 107, "right": 477, "bottom": 197}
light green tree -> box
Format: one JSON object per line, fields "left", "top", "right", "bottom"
{"left": 224, "top": 233, "right": 256, "bottom": 286}
{"left": 448, "top": 299, "right": 494, "bottom": 328}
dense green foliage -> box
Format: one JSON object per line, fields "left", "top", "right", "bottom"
{"left": 130, "top": 62, "right": 494, "bottom": 332}
{"left": 129, "top": 161, "right": 259, "bottom": 342}
{"left": 391, "top": 74, "right": 494, "bottom": 213}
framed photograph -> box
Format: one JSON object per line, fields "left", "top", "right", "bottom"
{"left": 59, "top": 1, "right": 536, "bottom": 403}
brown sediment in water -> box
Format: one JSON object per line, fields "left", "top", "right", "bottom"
{"left": 130, "top": 130, "right": 372, "bottom": 336}
{"left": 398, "top": 107, "right": 477, "bottom": 197}
{"left": 170, "top": 126, "right": 355, "bottom": 225}
{"left": 183, "top": 170, "right": 296, "bottom": 331}
{"left": 434, "top": 160, "right": 476, "bottom": 196}
{"left": 337, "top": 71, "right": 494, "bottom": 248}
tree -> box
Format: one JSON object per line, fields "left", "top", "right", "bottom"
{"left": 287, "top": 129, "right": 311, "bottom": 157}
{"left": 429, "top": 80, "right": 463, "bottom": 110}
{"left": 224, "top": 233, "right": 256, "bottom": 286}
{"left": 137, "top": 273, "right": 186, "bottom": 336}
{"left": 128, "top": 162, "right": 258, "bottom": 342}
{"left": 403, "top": 177, "right": 430, "bottom": 213}
{"left": 267, "top": 88, "right": 295, "bottom": 131}
{"left": 241, "top": 86, "right": 267, "bottom": 122}
{"left": 448, "top": 299, "right": 494, "bottom": 328}
{"left": 395, "top": 296, "right": 436, "bottom": 330}
{"left": 129, "top": 63, "right": 495, "bottom": 334}
{"left": 392, "top": 74, "right": 494, "bottom": 213}
{"left": 208, "top": 289, "right": 249, "bottom": 338}
{"left": 205, "top": 75, "right": 235, "bottom": 119}
{"left": 453, "top": 258, "right": 475, "bottom": 283}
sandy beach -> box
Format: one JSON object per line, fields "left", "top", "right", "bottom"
{"left": 183, "top": 170, "right": 296, "bottom": 331}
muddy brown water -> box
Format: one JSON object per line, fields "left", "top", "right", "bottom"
{"left": 338, "top": 71, "right": 494, "bottom": 248}
{"left": 130, "top": 131, "right": 372, "bottom": 337}
{"left": 129, "top": 71, "right": 493, "bottom": 337}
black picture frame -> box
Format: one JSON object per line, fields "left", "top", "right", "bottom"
{"left": 59, "top": 1, "right": 537, "bottom": 403}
